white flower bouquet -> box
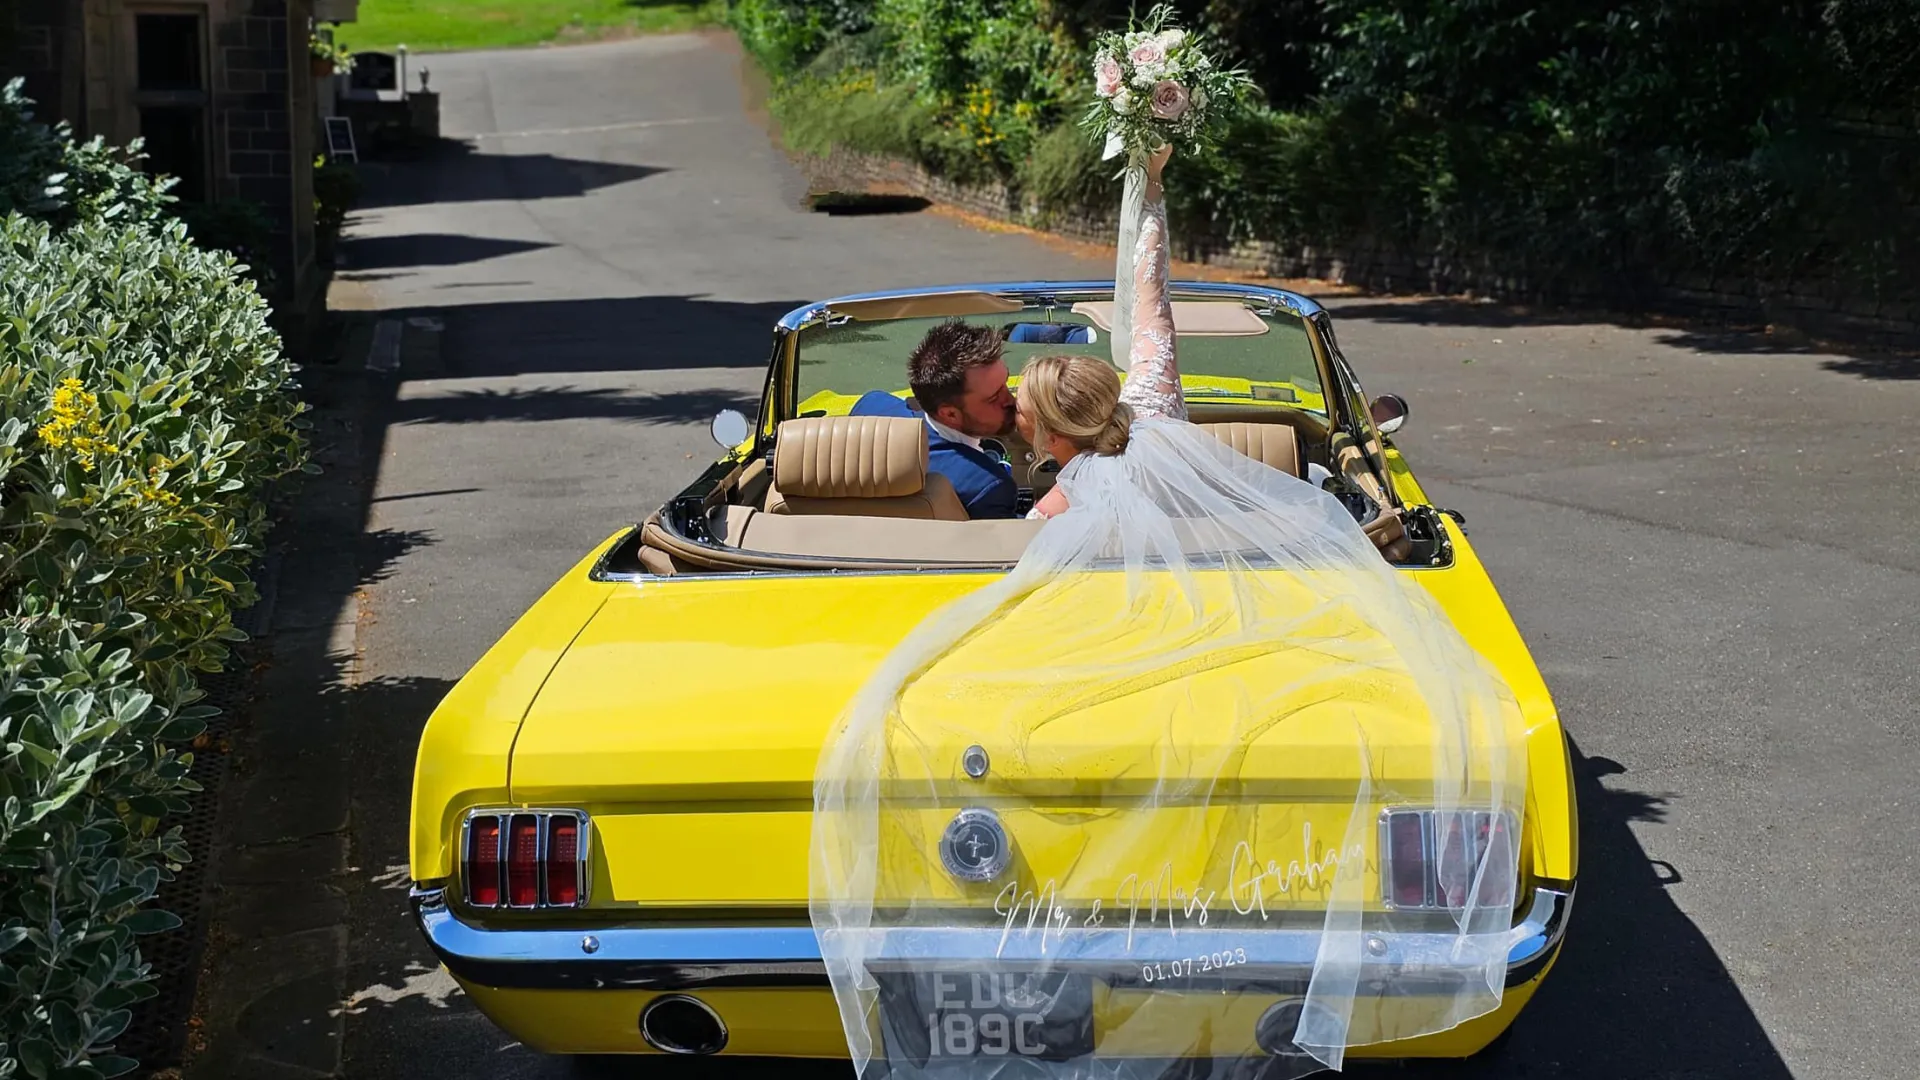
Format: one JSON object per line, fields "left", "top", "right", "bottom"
{"left": 1079, "top": 4, "right": 1253, "bottom": 163}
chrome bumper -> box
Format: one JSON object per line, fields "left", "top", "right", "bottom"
{"left": 411, "top": 883, "right": 1572, "bottom": 994}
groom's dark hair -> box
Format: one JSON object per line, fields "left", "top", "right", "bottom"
{"left": 908, "top": 320, "right": 1003, "bottom": 413}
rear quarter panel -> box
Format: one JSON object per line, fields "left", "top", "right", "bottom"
{"left": 408, "top": 530, "right": 627, "bottom": 882}
{"left": 1390, "top": 446, "right": 1578, "bottom": 884}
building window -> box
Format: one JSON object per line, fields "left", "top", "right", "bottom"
{"left": 134, "top": 12, "right": 209, "bottom": 202}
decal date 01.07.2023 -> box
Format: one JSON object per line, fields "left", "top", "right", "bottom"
{"left": 1140, "top": 948, "right": 1250, "bottom": 984}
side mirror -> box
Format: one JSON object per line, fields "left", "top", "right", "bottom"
{"left": 710, "top": 408, "right": 752, "bottom": 449}
{"left": 1368, "top": 393, "right": 1409, "bottom": 436}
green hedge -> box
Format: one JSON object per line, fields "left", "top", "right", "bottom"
{"left": 0, "top": 81, "right": 307, "bottom": 1078}
{"left": 735, "top": 0, "right": 1920, "bottom": 303}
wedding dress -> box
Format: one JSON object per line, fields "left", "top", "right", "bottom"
{"left": 810, "top": 166, "right": 1531, "bottom": 1079}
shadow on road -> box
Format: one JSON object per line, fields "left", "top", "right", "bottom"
{"left": 411, "top": 295, "right": 802, "bottom": 378}
{"left": 393, "top": 384, "right": 761, "bottom": 426}
{"left": 809, "top": 192, "right": 935, "bottom": 216}
{"left": 1818, "top": 353, "right": 1920, "bottom": 380}
{"left": 1329, "top": 296, "right": 1911, "bottom": 370}
{"left": 355, "top": 136, "right": 667, "bottom": 210}
{"left": 1375, "top": 737, "right": 1791, "bottom": 1079}
{"left": 339, "top": 232, "right": 557, "bottom": 271}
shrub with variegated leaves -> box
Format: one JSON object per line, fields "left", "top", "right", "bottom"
{"left": 0, "top": 85, "right": 307, "bottom": 1079}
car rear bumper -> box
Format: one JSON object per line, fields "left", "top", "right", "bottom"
{"left": 409, "top": 882, "right": 1573, "bottom": 994}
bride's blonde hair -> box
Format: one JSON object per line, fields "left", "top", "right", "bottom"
{"left": 1021, "top": 354, "right": 1133, "bottom": 458}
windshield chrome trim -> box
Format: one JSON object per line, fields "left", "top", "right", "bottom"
{"left": 776, "top": 281, "right": 1326, "bottom": 333}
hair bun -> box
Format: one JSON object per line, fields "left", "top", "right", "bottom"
{"left": 1094, "top": 403, "right": 1134, "bottom": 455}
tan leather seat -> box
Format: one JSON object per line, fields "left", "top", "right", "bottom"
{"left": 765, "top": 415, "right": 968, "bottom": 520}
{"left": 1201, "top": 422, "right": 1303, "bottom": 478}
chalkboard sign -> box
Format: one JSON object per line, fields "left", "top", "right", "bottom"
{"left": 349, "top": 50, "right": 398, "bottom": 92}
{"left": 324, "top": 116, "right": 357, "bottom": 162}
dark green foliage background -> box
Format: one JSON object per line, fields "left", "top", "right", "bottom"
{"left": 732, "top": 0, "right": 1920, "bottom": 303}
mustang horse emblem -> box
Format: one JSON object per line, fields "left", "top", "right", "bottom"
{"left": 940, "top": 808, "right": 1011, "bottom": 882}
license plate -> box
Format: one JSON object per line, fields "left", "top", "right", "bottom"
{"left": 877, "top": 971, "right": 1095, "bottom": 1062}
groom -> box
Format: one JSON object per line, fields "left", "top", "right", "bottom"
{"left": 850, "top": 320, "right": 1021, "bottom": 519}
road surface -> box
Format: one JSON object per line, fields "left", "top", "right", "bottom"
{"left": 303, "top": 31, "right": 1916, "bottom": 1080}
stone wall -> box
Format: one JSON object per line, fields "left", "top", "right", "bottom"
{"left": 2, "top": 0, "right": 319, "bottom": 325}
{"left": 2, "top": 0, "right": 82, "bottom": 126}
{"left": 802, "top": 147, "right": 1920, "bottom": 345}
{"left": 215, "top": 0, "right": 319, "bottom": 289}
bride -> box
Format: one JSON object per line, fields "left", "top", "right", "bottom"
{"left": 811, "top": 135, "right": 1529, "bottom": 1079}
{"left": 1015, "top": 143, "right": 1186, "bottom": 520}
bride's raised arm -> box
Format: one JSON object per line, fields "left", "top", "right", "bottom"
{"left": 1118, "top": 145, "right": 1185, "bottom": 422}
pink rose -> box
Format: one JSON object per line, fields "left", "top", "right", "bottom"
{"left": 1150, "top": 80, "right": 1191, "bottom": 121}
{"left": 1129, "top": 39, "right": 1167, "bottom": 72}
{"left": 1094, "top": 54, "right": 1123, "bottom": 98}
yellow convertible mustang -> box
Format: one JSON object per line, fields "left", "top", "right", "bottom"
{"left": 408, "top": 282, "right": 1577, "bottom": 1068}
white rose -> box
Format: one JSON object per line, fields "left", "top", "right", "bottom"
{"left": 1129, "top": 39, "right": 1168, "bottom": 72}
{"left": 1156, "top": 28, "right": 1186, "bottom": 51}
{"left": 1111, "top": 88, "right": 1135, "bottom": 114}
{"left": 1192, "top": 86, "right": 1208, "bottom": 110}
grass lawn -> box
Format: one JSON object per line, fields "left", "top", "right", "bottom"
{"left": 336, "top": 0, "right": 723, "bottom": 54}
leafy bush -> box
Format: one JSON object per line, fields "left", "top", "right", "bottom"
{"left": 0, "top": 81, "right": 171, "bottom": 232}
{"left": 873, "top": 0, "right": 1078, "bottom": 169}
{"left": 771, "top": 69, "right": 998, "bottom": 184}
{"left": 313, "top": 156, "right": 362, "bottom": 265}
{"left": 0, "top": 90, "right": 306, "bottom": 1078}
{"left": 1017, "top": 115, "right": 1113, "bottom": 218}
{"left": 739, "top": 1, "right": 1920, "bottom": 304}
{"left": 173, "top": 199, "right": 279, "bottom": 288}
{"left": 728, "top": 0, "right": 834, "bottom": 71}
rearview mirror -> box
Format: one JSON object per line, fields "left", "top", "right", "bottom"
{"left": 1369, "top": 394, "right": 1409, "bottom": 436}
{"left": 710, "top": 408, "right": 752, "bottom": 449}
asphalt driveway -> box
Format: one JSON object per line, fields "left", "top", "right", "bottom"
{"left": 277, "top": 31, "right": 1916, "bottom": 1080}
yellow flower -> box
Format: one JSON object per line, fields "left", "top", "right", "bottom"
{"left": 38, "top": 376, "right": 118, "bottom": 471}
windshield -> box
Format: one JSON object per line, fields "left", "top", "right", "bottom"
{"left": 794, "top": 300, "right": 1325, "bottom": 418}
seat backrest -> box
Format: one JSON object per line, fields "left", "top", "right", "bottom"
{"left": 1200, "top": 422, "right": 1302, "bottom": 478}
{"left": 765, "top": 415, "right": 969, "bottom": 520}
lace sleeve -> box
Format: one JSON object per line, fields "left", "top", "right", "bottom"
{"left": 1117, "top": 192, "right": 1185, "bottom": 421}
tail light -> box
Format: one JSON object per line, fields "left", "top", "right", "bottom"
{"left": 545, "top": 816, "right": 580, "bottom": 906}
{"left": 507, "top": 815, "right": 540, "bottom": 907}
{"left": 467, "top": 816, "right": 502, "bottom": 907}
{"left": 461, "top": 809, "right": 591, "bottom": 909}
{"left": 1379, "top": 809, "right": 1517, "bottom": 911}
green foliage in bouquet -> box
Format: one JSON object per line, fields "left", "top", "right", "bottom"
{"left": 1077, "top": 4, "right": 1253, "bottom": 162}
{"left": 0, "top": 82, "right": 307, "bottom": 1079}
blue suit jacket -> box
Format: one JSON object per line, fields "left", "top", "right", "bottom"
{"left": 849, "top": 391, "right": 1019, "bottom": 520}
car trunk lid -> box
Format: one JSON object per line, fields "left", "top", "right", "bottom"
{"left": 509, "top": 573, "right": 1516, "bottom": 910}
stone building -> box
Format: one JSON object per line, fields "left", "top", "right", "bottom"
{"left": 3, "top": 0, "right": 324, "bottom": 326}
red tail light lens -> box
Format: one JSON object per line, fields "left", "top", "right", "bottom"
{"left": 1382, "top": 809, "right": 1519, "bottom": 911}
{"left": 545, "top": 817, "right": 580, "bottom": 906}
{"left": 1476, "top": 812, "right": 1515, "bottom": 907}
{"left": 1435, "top": 811, "right": 1473, "bottom": 909}
{"left": 1386, "top": 811, "right": 1429, "bottom": 907}
{"left": 461, "top": 809, "right": 589, "bottom": 909}
{"left": 466, "top": 816, "right": 502, "bottom": 907}
{"left": 507, "top": 814, "right": 541, "bottom": 907}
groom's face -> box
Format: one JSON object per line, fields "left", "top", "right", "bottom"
{"left": 934, "top": 359, "right": 1017, "bottom": 438}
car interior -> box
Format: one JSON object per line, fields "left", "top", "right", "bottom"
{"left": 608, "top": 293, "right": 1455, "bottom": 577}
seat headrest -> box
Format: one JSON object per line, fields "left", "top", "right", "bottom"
{"left": 1201, "top": 422, "right": 1302, "bottom": 478}
{"left": 773, "top": 415, "right": 928, "bottom": 499}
